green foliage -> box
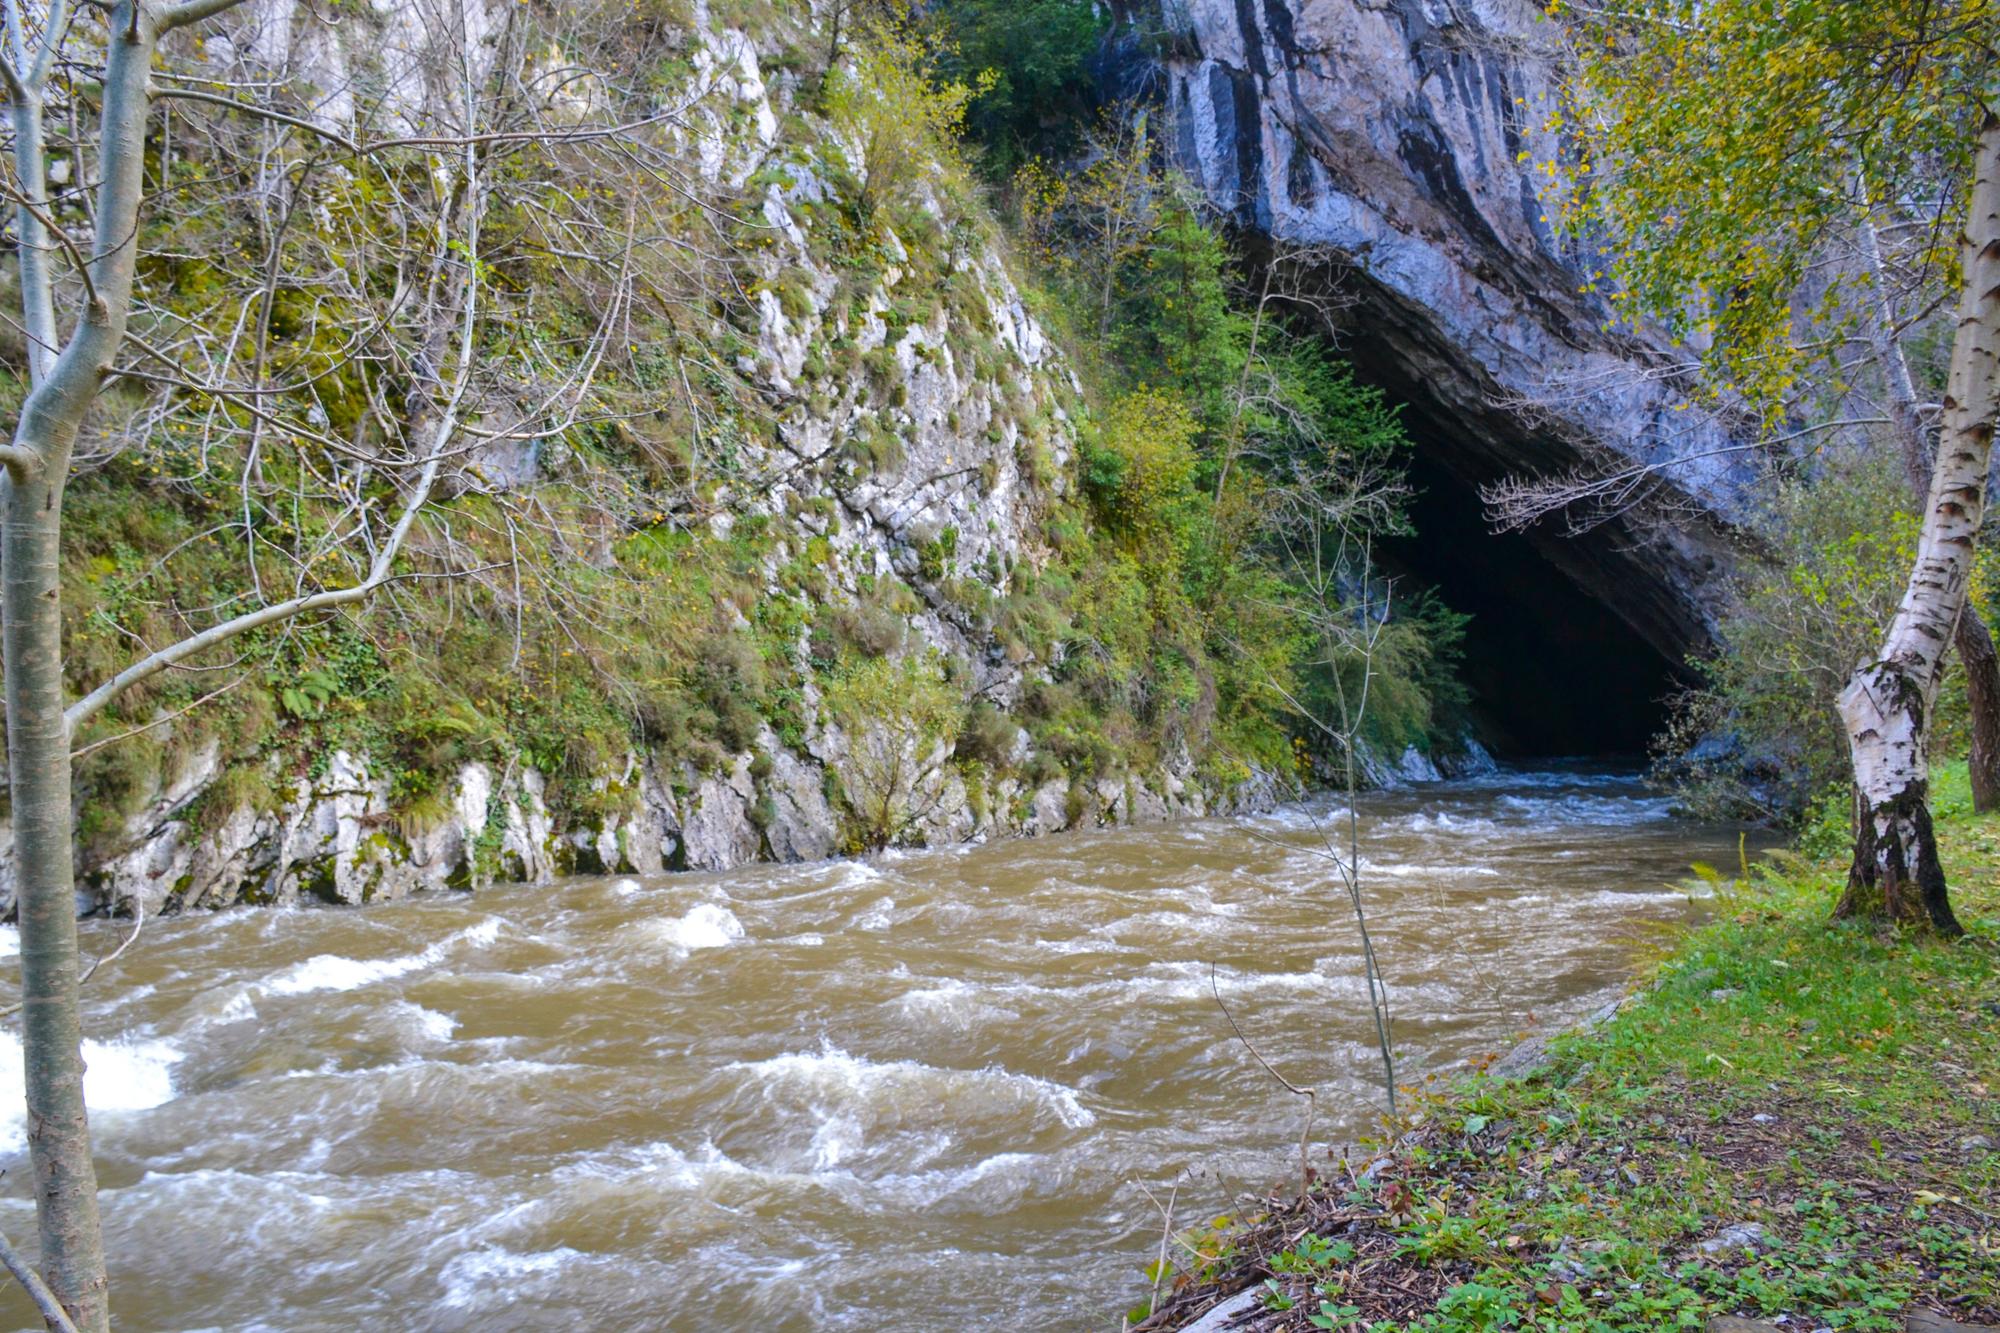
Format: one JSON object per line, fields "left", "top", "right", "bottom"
{"left": 1308, "top": 1299, "right": 1364, "bottom": 1329}
{"left": 1546, "top": 0, "right": 1995, "bottom": 422}
{"left": 822, "top": 653, "right": 961, "bottom": 849}
{"left": 1013, "top": 140, "right": 1464, "bottom": 777}
{"left": 1656, "top": 455, "right": 1962, "bottom": 820}
{"left": 821, "top": 16, "right": 989, "bottom": 219}
{"left": 1089, "top": 389, "right": 1202, "bottom": 552}
{"left": 1271, "top": 1234, "right": 1354, "bottom": 1274}
{"left": 928, "top": 0, "right": 1106, "bottom": 176}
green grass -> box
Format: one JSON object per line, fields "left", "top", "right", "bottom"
{"left": 1140, "top": 761, "right": 2000, "bottom": 1332}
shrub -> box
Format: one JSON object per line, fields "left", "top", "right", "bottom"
{"left": 955, "top": 699, "right": 1020, "bottom": 768}
{"left": 1656, "top": 454, "right": 1960, "bottom": 821}
{"left": 822, "top": 654, "right": 962, "bottom": 849}
{"left": 830, "top": 578, "right": 910, "bottom": 657}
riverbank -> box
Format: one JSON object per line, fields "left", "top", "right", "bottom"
{"left": 1135, "top": 762, "right": 2000, "bottom": 1332}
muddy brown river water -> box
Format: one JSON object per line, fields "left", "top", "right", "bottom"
{"left": 0, "top": 765, "right": 1765, "bottom": 1331}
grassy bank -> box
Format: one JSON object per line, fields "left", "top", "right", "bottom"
{"left": 1136, "top": 763, "right": 2000, "bottom": 1331}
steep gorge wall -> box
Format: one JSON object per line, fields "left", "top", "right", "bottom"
{"left": 3, "top": 2, "right": 1298, "bottom": 917}
{"left": 1124, "top": 0, "right": 1748, "bottom": 665}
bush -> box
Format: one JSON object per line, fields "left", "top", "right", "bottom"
{"left": 955, "top": 699, "right": 1020, "bottom": 768}
{"left": 1656, "top": 455, "right": 1961, "bottom": 821}
{"left": 822, "top": 654, "right": 962, "bottom": 848}
{"left": 830, "top": 578, "right": 910, "bottom": 657}
{"left": 821, "top": 18, "right": 985, "bottom": 219}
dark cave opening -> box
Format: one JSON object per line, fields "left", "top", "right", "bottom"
{"left": 1381, "top": 447, "right": 1685, "bottom": 760}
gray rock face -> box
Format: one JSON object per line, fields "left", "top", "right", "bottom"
{"left": 1138, "top": 0, "right": 1745, "bottom": 660}
{"left": 0, "top": 4, "right": 1311, "bottom": 919}
{"left": 0, "top": 738, "right": 1277, "bottom": 913}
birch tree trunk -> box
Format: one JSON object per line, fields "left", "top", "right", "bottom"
{"left": 1859, "top": 208, "right": 2000, "bottom": 813}
{"left": 1837, "top": 106, "right": 2000, "bottom": 934}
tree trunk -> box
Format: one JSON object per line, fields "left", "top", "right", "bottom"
{"left": 2, "top": 6, "right": 163, "bottom": 1326}
{"left": 1, "top": 458, "right": 105, "bottom": 1333}
{"left": 1956, "top": 610, "right": 2000, "bottom": 811}
{"left": 1859, "top": 207, "right": 2000, "bottom": 812}
{"left": 1838, "top": 106, "right": 2000, "bottom": 934}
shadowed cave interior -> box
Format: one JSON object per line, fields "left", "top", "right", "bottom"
{"left": 1383, "top": 445, "right": 1684, "bottom": 760}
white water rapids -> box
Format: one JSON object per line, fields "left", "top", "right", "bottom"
{"left": 0, "top": 765, "right": 1761, "bottom": 1330}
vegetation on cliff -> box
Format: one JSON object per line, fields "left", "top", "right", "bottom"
{"left": 32, "top": 0, "right": 1467, "bottom": 895}
{"left": 1518, "top": 0, "right": 2000, "bottom": 931}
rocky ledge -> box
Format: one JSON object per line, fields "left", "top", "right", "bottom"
{"left": 15, "top": 737, "right": 1294, "bottom": 916}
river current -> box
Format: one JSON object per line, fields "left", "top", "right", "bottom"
{"left": 0, "top": 765, "right": 1761, "bottom": 1331}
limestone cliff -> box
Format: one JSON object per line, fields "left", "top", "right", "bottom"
{"left": 1122, "top": 0, "right": 1746, "bottom": 662}
{"left": 1, "top": 1, "right": 1292, "bottom": 915}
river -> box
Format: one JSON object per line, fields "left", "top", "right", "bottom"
{"left": 0, "top": 764, "right": 1763, "bottom": 1331}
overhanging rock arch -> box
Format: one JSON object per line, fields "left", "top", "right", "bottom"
{"left": 1114, "top": 0, "right": 1752, "bottom": 752}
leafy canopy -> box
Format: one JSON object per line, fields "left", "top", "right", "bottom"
{"left": 1547, "top": 0, "right": 1999, "bottom": 420}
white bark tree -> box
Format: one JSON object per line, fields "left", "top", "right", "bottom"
{"left": 2, "top": 4, "right": 270, "bottom": 1324}
{"left": 1836, "top": 105, "right": 2000, "bottom": 934}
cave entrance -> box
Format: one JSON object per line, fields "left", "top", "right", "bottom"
{"left": 1380, "top": 447, "right": 1684, "bottom": 759}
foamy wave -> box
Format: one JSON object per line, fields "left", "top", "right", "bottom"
{"left": 266, "top": 951, "right": 433, "bottom": 996}
{"left": 559, "top": 1138, "right": 1045, "bottom": 1211}
{"left": 643, "top": 902, "right": 744, "bottom": 952}
{"left": 1032, "top": 936, "right": 1135, "bottom": 957}
{"left": 438, "top": 1246, "right": 583, "bottom": 1310}
{"left": 890, "top": 979, "right": 1020, "bottom": 1031}
{"left": 457, "top": 918, "right": 504, "bottom": 949}
{"left": 1361, "top": 859, "right": 1502, "bottom": 879}
{"left": 1112, "top": 961, "right": 1358, "bottom": 1004}
{"left": 398, "top": 1003, "right": 459, "bottom": 1043}
{"left": 853, "top": 897, "right": 895, "bottom": 931}
{"left": 1495, "top": 793, "right": 1673, "bottom": 825}
{"left": 872, "top": 1150, "right": 1043, "bottom": 1206}
{"left": 264, "top": 919, "right": 503, "bottom": 997}
{"left": 1252, "top": 805, "right": 1353, "bottom": 832}
{"left": 0, "top": 1032, "right": 183, "bottom": 1152}
{"left": 727, "top": 1044, "right": 1095, "bottom": 1131}
{"left": 1386, "top": 810, "right": 1501, "bottom": 835}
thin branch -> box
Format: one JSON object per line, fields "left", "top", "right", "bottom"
{"left": 68, "top": 674, "right": 243, "bottom": 760}
{"left": 0, "top": 177, "right": 101, "bottom": 314}
{"left": 149, "top": 86, "right": 360, "bottom": 154}
{"left": 1135, "top": 1177, "right": 1181, "bottom": 1315}
{"left": 1211, "top": 961, "right": 1318, "bottom": 1194}
{"left": 145, "top": 89, "right": 679, "bottom": 160}
{"left": 76, "top": 892, "right": 141, "bottom": 986}
{"left": 0, "top": 1225, "right": 79, "bottom": 1333}
{"left": 158, "top": 0, "right": 253, "bottom": 33}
